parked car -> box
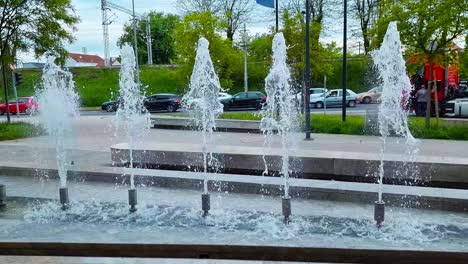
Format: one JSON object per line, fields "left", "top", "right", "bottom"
{"left": 290, "top": 88, "right": 328, "bottom": 102}
{"left": 218, "top": 92, "right": 232, "bottom": 101}
{"left": 143, "top": 93, "right": 181, "bottom": 112}
{"left": 356, "top": 87, "right": 382, "bottom": 104}
{"left": 443, "top": 98, "right": 468, "bottom": 117}
{"left": 221, "top": 91, "right": 266, "bottom": 111}
{"left": 0, "top": 97, "right": 38, "bottom": 115}
{"left": 101, "top": 99, "right": 120, "bottom": 112}
{"left": 310, "top": 89, "right": 357, "bottom": 108}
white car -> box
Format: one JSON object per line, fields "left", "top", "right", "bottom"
{"left": 310, "top": 89, "right": 358, "bottom": 108}
{"left": 289, "top": 88, "right": 328, "bottom": 103}
{"left": 445, "top": 98, "right": 468, "bottom": 116}
{"left": 218, "top": 92, "right": 232, "bottom": 101}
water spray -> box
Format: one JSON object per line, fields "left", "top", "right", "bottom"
{"left": 36, "top": 56, "right": 79, "bottom": 212}
{"left": 372, "top": 22, "right": 418, "bottom": 228}
{"left": 260, "top": 33, "right": 300, "bottom": 224}
{"left": 182, "top": 37, "right": 223, "bottom": 217}
{"left": 115, "top": 44, "right": 149, "bottom": 214}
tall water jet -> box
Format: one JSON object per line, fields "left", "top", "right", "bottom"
{"left": 182, "top": 37, "right": 224, "bottom": 217}
{"left": 115, "top": 44, "right": 149, "bottom": 212}
{"left": 36, "top": 56, "right": 80, "bottom": 210}
{"left": 260, "top": 33, "right": 300, "bottom": 224}
{"left": 372, "top": 22, "right": 418, "bottom": 227}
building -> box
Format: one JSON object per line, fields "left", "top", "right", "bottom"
{"left": 21, "top": 62, "right": 45, "bottom": 69}
{"left": 65, "top": 53, "right": 105, "bottom": 68}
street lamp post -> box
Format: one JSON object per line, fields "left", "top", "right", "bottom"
{"left": 132, "top": 0, "right": 140, "bottom": 85}
{"left": 342, "top": 0, "right": 348, "bottom": 122}
{"left": 304, "top": 0, "right": 312, "bottom": 140}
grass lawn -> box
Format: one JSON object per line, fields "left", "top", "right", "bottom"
{"left": 0, "top": 122, "right": 42, "bottom": 141}
{"left": 3, "top": 66, "right": 186, "bottom": 107}
{"left": 219, "top": 112, "right": 468, "bottom": 140}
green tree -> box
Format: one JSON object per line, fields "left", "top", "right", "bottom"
{"left": 281, "top": 10, "right": 334, "bottom": 91}
{"left": 172, "top": 11, "right": 243, "bottom": 90}
{"left": 247, "top": 34, "right": 273, "bottom": 89}
{"left": 0, "top": 0, "right": 79, "bottom": 122}
{"left": 460, "top": 35, "right": 468, "bottom": 80}
{"left": 371, "top": 0, "right": 468, "bottom": 127}
{"left": 177, "top": 0, "right": 252, "bottom": 41}
{"left": 0, "top": 0, "right": 79, "bottom": 63}
{"left": 118, "top": 12, "right": 179, "bottom": 65}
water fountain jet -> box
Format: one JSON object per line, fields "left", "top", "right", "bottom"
{"left": 372, "top": 22, "right": 418, "bottom": 227}
{"left": 114, "top": 44, "right": 149, "bottom": 213}
{"left": 36, "top": 56, "right": 79, "bottom": 210}
{"left": 182, "top": 37, "right": 224, "bottom": 217}
{"left": 261, "top": 33, "right": 300, "bottom": 224}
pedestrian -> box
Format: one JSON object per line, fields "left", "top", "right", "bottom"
{"left": 416, "top": 85, "right": 427, "bottom": 117}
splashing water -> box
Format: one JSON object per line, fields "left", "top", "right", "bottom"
{"left": 182, "top": 37, "right": 224, "bottom": 194}
{"left": 35, "top": 57, "right": 80, "bottom": 188}
{"left": 372, "top": 22, "right": 419, "bottom": 202}
{"left": 114, "top": 44, "right": 149, "bottom": 189}
{"left": 260, "top": 33, "right": 301, "bottom": 198}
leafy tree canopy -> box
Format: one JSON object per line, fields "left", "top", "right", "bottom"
{"left": 371, "top": 0, "right": 467, "bottom": 63}
{"left": 118, "top": 12, "right": 179, "bottom": 65}
{"left": 0, "top": 0, "right": 79, "bottom": 64}
{"left": 172, "top": 11, "right": 243, "bottom": 90}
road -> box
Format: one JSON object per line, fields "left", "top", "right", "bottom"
{"left": 0, "top": 103, "right": 378, "bottom": 119}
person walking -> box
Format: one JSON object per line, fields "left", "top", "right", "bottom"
{"left": 416, "top": 86, "right": 427, "bottom": 117}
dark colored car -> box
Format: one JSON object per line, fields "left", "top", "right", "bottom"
{"left": 143, "top": 93, "right": 181, "bottom": 112}
{"left": 101, "top": 99, "right": 120, "bottom": 112}
{"left": 221, "top": 92, "right": 266, "bottom": 111}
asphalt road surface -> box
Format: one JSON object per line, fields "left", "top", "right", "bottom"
{"left": 0, "top": 103, "right": 379, "bottom": 119}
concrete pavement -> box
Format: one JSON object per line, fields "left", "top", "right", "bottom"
{"left": 0, "top": 115, "right": 468, "bottom": 211}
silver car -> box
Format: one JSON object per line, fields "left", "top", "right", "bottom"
{"left": 310, "top": 89, "right": 358, "bottom": 108}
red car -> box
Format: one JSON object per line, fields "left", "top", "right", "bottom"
{"left": 0, "top": 97, "right": 38, "bottom": 115}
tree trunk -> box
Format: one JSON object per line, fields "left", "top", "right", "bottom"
{"left": 425, "top": 57, "right": 433, "bottom": 128}
{"left": 227, "top": 27, "right": 234, "bottom": 41}
{"left": 1, "top": 57, "right": 11, "bottom": 123}
{"left": 433, "top": 70, "right": 440, "bottom": 124}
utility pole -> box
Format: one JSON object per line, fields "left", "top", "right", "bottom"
{"left": 304, "top": 0, "right": 312, "bottom": 140}
{"left": 146, "top": 16, "right": 153, "bottom": 65}
{"left": 10, "top": 64, "right": 19, "bottom": 117}
{"left": 275, "top": 0, "right": 279, "bottom": 32}
{"left": 323, "top": 75, "right": 327, "bottom": 114}
{"left": 243, "top": 24, "right": 248, "bottom": 93}
{"left": 1, "top": 60, "right": 11, "bottom": 123}
{"left": 132, "top": 0, "right": 140, "bottom": 85}
{"left": 102, "top": 0, "right": 153, "bottom": 68}
{"left": 342, "top": 0, "right": 348, "bottom": 122}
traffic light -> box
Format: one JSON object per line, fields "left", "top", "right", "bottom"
{"left": 14, "top": 72, "right": 23, "bottom": 85}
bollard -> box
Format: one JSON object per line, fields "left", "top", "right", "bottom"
{"left": 59, "top": 187, "right": 69, "bottom": 210}
{"left": 374, "top": 201, "right": 385, "bottom": 228}
{"left": 128, "top": 189, "right": 137, "bottom": 213}
{"left": 282, "top": 197, "right": 291, "bottom": 224}
{"left": 0, "top": 184, "right": 6, "bottom": 208}
{"left": 201, "top": 193, "right": 210, "bottom": 217}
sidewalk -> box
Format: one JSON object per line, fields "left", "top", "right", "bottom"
{"left": 1, "top": 115, "right": 468, "bottom": 166}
